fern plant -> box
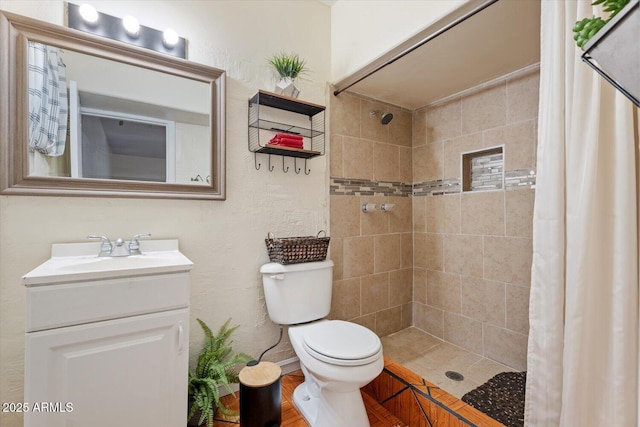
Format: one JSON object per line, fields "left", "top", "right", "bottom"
{"left": 268, "top": 52, "right": 308, "bottom": 79}
{"left": 187, "top": 318, "right": 252, "bottom": 427}
{"left": 573, "top": 0, "right": 631, "bottom": 49}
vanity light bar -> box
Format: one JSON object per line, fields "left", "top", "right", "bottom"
{"left": 162, "top": 28, "right": 179, "bottom": 47}
{"left": 122, "top": 16, "right": 140, "bottom": 37}
{"left": 67, "top": 3, "right": 186, "bottom": 59}
{"left": 78, "top": 4, "right": 98, "bottom": 24}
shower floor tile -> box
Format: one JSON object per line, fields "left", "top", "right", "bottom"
{"left": 382, "top": 327, "right": 515, "bottom": 398}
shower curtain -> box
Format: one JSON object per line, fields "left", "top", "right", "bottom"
{"left": 525, "top": 1, "right": 639, "bottom": 426}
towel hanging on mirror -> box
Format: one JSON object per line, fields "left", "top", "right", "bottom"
{"left": 27, "top": 41, "right": 68, "bottom": 156}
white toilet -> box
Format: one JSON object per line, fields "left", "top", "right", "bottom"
{"left": 260, "top": 260, "right": 383, "bottom": 427}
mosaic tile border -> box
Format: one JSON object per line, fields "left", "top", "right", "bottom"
{"left": 505, "top": 168, "right": 537, "bottom": 190}
{"left": 413, "top": 178, "right": 461, "bottom": 196}
{"left": 330, "top": 178, "right": 412, "bottom": 197}
{"left": 330, "top": 169, "right": 535, "bottom": 198}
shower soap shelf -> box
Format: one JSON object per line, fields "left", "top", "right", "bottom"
{"left": 248, "top": 90, "right": 325, "bottom": 174}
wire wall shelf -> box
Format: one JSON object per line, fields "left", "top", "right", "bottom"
{"left": 248, "top": 90, "right": 325, "bottom": 174}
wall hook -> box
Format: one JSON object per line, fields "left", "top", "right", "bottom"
{"left": 268, "top": 155, "right": 274, "bottom": 172}
{"left": 294, "top": 158, "right": 301, "bottom": 174}
{"left": 282, "top": 156, "right": 289, "bottom": 173}
{"left": 304, "top": 159, "right": 311, "bottom": 175}
{"left": 254, "top": 153, "right": 261, "bottom": 170}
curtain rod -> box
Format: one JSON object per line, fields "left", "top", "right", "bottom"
{"left": 332, "top": 0, "right": 499, "bottom": 97}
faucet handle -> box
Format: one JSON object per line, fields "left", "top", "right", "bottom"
{"left": 129, "top": 233, "right": 151, "bottom": 255}
{"left": 87, "top": 235, "right": 112, "bottom": 256}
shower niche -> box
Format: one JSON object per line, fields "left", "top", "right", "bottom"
{"left": 461, "top": 146, "right": 504, "bottom": 192}
{"left": 248, "top": 90, "right": 325, "bottom": 174}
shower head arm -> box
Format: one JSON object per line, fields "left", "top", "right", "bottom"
{"left": 369, "top": 110, "right": 394, "bottom": 125}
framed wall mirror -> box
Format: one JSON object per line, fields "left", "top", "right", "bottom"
{"left": 0, "top": 10, "right": 226, "bottom": 200}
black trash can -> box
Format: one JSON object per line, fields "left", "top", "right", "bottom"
{"left": 239, "top": 361, "right": 282, "bottom": 427}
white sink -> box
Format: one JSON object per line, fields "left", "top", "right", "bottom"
{"left": 23, "top": 239, "right": 193, "bottom": 286}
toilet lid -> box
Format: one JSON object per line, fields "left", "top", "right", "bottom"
{"left": 303, "top": 320, "right": 381, "bottom": 362}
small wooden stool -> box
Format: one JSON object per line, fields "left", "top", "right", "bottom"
{"left": 239, "top": 361, "right": 282, "bottom": 427}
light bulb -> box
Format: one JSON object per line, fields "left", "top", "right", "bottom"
{"left": 122, "top": 16, "right": 140, "bottom": 37}
{"left": 79, "top": 4, "right": 99, "bottom": 24}
{"left": 162, "top": 28, "right": 179, "bottom": 47}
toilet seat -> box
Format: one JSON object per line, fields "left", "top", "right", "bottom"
{"left": 302, "top": 320, "right": 382, "bottom": 366}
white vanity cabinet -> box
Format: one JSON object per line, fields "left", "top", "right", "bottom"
{"left": 22, "top": 240, "right": 193, "bottom": 427}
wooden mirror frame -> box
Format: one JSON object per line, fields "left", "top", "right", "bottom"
{"left": 0, "top": 10, "right": 226, "bottom": 200}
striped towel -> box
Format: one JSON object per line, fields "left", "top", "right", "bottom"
{"left": 28, "top": 42, "right": 68, "bottom": 157}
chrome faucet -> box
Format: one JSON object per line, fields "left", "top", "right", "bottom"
{"left": 87, "top": 235, "right": 113, "bottom": 257}
{"left": 87, "top": 233, "right": 151, "bottom": 257}
{"left": 110, "top": 237, "right": 129, "bottom": 257}
{"left": 128, "top": 233, "right": 151, "bottom": 255}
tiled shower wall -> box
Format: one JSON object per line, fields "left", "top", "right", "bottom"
{"left": 328, "top": 65, "right": 538, "bottom": 371}
{"left": 328, "top": 93, "right": 414, "bottom": 336}
{"left": 412, "top": 67, "right": 538, "bottom": 371}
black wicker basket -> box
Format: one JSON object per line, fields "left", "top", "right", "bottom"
{"left": 265, "top": 231, "right": 330, "bottom": 265}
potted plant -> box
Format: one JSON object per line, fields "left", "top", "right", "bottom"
{"left": 187, "top": 318, "right": 252, "bottom": 427}
{"left": 573, "top": 0, "right": 638, "bottom": 106}
{"left": 268, "top": 52, "right": 308, "bottom": 98}
{"left": 573, "top": 0, "right": 630, "bottom": 48}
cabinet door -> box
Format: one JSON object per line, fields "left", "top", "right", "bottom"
{"left": 25, "top": 309, "right": 189, "bottom": 427}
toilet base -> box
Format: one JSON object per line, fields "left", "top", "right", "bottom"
{"left": 292, "top": 381, "right": 370, "bottom": 427}
{"left": 293, "top": 382, "right": 319, "bottom": 425}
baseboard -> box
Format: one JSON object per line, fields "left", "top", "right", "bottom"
{"left": 278, "top": 356, "right": 301, "bottom": 374}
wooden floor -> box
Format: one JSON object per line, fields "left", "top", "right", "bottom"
{"left": 208, "top": 358, "right": 503, "bottom": 427}
{"left": 209, "top": 370, "right": 406, "bottom": 427}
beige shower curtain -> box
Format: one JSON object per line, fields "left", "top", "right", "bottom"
{"left": 525, "top": 1, "right": 639, "bottom": 426}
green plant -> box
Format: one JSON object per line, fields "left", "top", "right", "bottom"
{"left": 190, "top": 174, "right": 210, "bottom": 184}
{"left": 573, "top": 0, "right": 631, "bottom": 49}
{"left": 187, "top": 318, "right": 252, "bottom": 427}
{"left": 268, "top": 52, "right": 308, "bottom": 79}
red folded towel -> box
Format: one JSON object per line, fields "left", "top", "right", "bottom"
{"left": 275, "top": 133, "right": 303, "bottom": 140}
{"left": 269, "top": 135, "right": 304, "bottom": 149}
{"left": 276, "top": 137, "right": 304, "bottom": 145}
{"left": 270, "top": 140, "right": 304, "bottom": 149}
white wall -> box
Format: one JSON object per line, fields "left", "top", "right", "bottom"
{"left": 175, "top": 122, "right": 210, "bottom": 184}
{"left": 0, "top": 2, "right": 331, "bottom": 425}
{"left": 81, "top": 115, "right": 111, "bottom": 179}
{"left": 64, "top": 50, "right": 210, "bottom": 114}
{"left": 330, "top": 0, "right": 466, "bottom": 81}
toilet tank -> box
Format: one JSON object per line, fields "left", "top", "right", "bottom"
{"left": 260, "top": 260, "right": 334, "bottom": 325}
